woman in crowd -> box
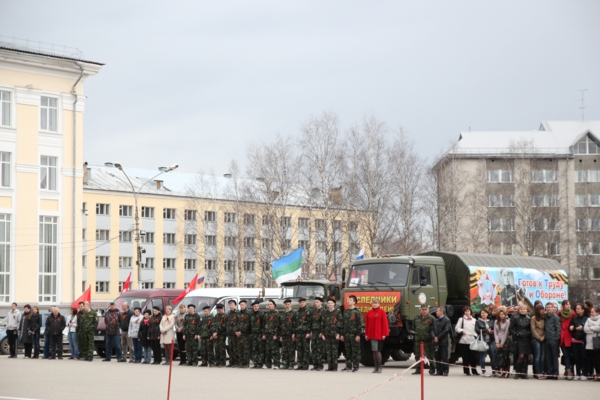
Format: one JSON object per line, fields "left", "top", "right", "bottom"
{"left": 530, "top": 304, "right": 545, "bottom": 379}
{"left": 584, "top": 300, "right": 595, "bottom": 318}
{"left": 149, "top": 306, "right": 163, "bottom": 365}
{"left": 31, "top": 306, "right": 42, "bottom": 359}
{"left": 509, "top": 304, "right": 532, "bottom": 379}
{"left": 475, "top": 308, "right": 495, "bottom": 377}
{"left": 559, "top": 300, "right": 575, "bottom": 380}
{"left": 570, "top": 302, "right": 589, "bottom": 380}
{"left": 365, "top": 298, "right": 389, "bottom": 374}
{"left": 67, "top": 308, "right": 79, "bottom": 360}
{"left": 128, "top": 307, "right": 143, "bottom": 363}
{"left": 175, "top": 303, "right": 187, "bottom": 366}
{"left": 160, "top": 305, "right": 176, "bottom": 365}
{"left": 138, "top": 309, "right": 152, "bottom": 364}
{"left": 455, "top": 306, "right": 478, "bottom": 375}
{"left": 18, "top": 304, "right": 34, "bottom": 358}
{"left": 493, "top": 306, "right": 510, "bottom": 378}
{"left": 583, "top": 306, "right": 600, "bottom": 381}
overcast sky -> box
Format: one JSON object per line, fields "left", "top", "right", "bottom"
{"left": 2, "top": 1, "right": 599, "bottom": 174}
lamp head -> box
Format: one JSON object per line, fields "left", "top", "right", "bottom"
{"left": 166, "top": 164, "right": 179, "bottom": 172}
{"left": 114, "top": 163, "right": 123, "bottom": 170}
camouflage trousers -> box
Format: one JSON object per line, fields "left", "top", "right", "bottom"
{"left": 414, "top": 340, "right": 435, "bottom": 372}
{"left": 185, "top": 337, "right": 198, "bottom": 365}
{"left": 325, "top": 336, "right": 339, "bottom": 369}
{"left": 344, "top": 336, "right": 360, "bottom": 368}
{"left": 200, "top": 337, "right": 214, "bottom": 366}
{"left": 214, "top": 336, "right": 226, "bottom": 366}
{"left": 280, "top": 335, "right": 296, "bottom": 368}
{"left": 79, "top": 331, "right": 94, "bottom": 360}
{"left": 237, "top": 335, "right": 250, "bottom": 367}
{"left": 227, "top": 334, "right": 238, "bottom": 366}
{"left": 251, "top": 333, "right": 265, "bottom": 366}
{"left": 264, "top": 336, "right": 280, "bottom": 368}
{"left": 295, "top": 334, "right": 311, "bottom": 368}
{"left": 311, "top": 336, "right": 325, "bottom": 369}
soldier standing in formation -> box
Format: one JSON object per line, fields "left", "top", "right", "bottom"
{"left": 236, "top": 300, "right": 252, "bottom": 368}
{"left": 182, "top": 304, "right": 199, "bottom": 366}
{"left": 412, "top": 304, "right": 436, "bottom": 375}
{"left": 311, "top": 297, "right": 326, "bottom": 371}
{"left": 212, "top": 304, "right": 227, "bottom": 367}
{"left": 199, "top": 305, "right": 214, "bottom": 367}
{"left": 75, "top": 302, "right": 85, "bottom": 360}
{"left": 263, "top": 299, "right": 280, "bottom": 369}
{"left": 78, "top": 302, "right": 98, "bottom": 362}
{"left": 250, "top": 300, "right": 265, "bottom": 369}
{"left": 295, "top": 297, "right": 312, "bottom": 370}
{"left": 323, "top": 298, "right": 342, "bottom": 371}
{"left": 226, "top": 300, "right": 239, "bottom": 367}
{"left": 341, "top": 295, "right": 363, "bottom": 372}
{"left": 279, "top": 298, "right": 296, "bottom": 369}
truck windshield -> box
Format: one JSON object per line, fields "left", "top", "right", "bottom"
{"left": 184, "top": 297, "right": 218, "bottom": 311}
{"left": 280, "top": 285, "right": 326, "bottom": 300}
{"left": 348, "top": 263, "right": 410, "bottom": 287}
{"left": 113, "top": 296, "right": 149, "bottom": 311}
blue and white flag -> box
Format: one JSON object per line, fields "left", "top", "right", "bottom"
{"left": 356, "top": 247, "right": 365, "bottom": 260}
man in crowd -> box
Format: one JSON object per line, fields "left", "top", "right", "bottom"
{"left": 341, "top": 295, "right": 363, "bottom": 372}
{"left": 279, "top": 298, "right": 297, "bottom": 370}
{"left": 120, "top": 303, "right": 134, "bottom": 363}
{"left": 263, "top": 299, "right": 280, "bottom": 370}
{"left": 236, "top": 300, "right": 252, "bottom": 368}
{"left": 6, "top": 302, "right": 21, "bottom": 359}
{"left": 295, "top": 297, "right": 312, "bottom": 370}
{"left": 323, "top": 298, "right": 342, "bottom": 371}
{"left": 250, "top": 300, "right": 265, "bottom": 369}
{"left": 199, "top": 305, "right": 214, "bottom": 367}
{"left": 103, "top": 302, "right": 123, "bottom": 362}
{"left": 432, "top": 306, "right": 451, "bottom": 376}
{"left": 46, "top": 306, "right": 66, "bottom": 359}
{"left": 183, "top": 304, "right": 200, "bottom": 366}
{"left": 311, "top": 297, "right": 326, "bottom": 371}
{"left": 75, "top": 301, "right": 85, "bottom": 359}
{"left": 212, "top": 304, "right": 227, "bottom": 367}
{"left": 78, "top": 302, "right": 98, "bottom": 362}
{"left": 226, "top": 299, "right": 239, "bottom": 368}
{"left": 413, "top": 304, "right": 436, "bottom": 375}
{"left": 544, "top": 301, "right": 561, "bottom": 380}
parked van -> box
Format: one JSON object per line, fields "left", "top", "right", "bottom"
{"left": 181, "top": 288, "right": 280, "bottom": 314}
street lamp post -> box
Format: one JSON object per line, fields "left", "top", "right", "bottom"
{"left": 114, "top": 163, "right": 179, "bottom": 290}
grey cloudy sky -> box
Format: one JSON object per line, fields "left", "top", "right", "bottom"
{"left": 2, "top": 1, "right": 599, "bottom": 174}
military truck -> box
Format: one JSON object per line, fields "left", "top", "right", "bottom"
{"left": 260, "top": 279, "right": 341, "bottom": 312}
{"left": 341, "top": 251, "right": 568, "bottom": 366}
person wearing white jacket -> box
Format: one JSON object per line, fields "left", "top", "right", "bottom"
{"left": 583, "top": 306, "right": 600, "bottom": 381}
{"left": 455, "top": 306, "right": 478, "bottom": 375}
{"left": 128, "top": 308, "right": 144, "bottom": 363}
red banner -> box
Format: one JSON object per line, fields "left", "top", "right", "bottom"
{"left": 120, "top": 272, "right": 132, "bottom": 295}
{"left": 172, "top": 274, "right": 198, "bottom": 305}
{"left": 71, "top": 286, "right": 91, "bottom": 309}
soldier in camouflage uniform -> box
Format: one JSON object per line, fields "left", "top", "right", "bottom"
{"left": 310, "top": 297, "right": 326, "bottom": 371}
{"left": 236, "top": 300, "right": 252, "bottom": 368}
{"left": 341, "top": 295, "right": 363, "bottom": 372}
{"left": 225, "top": 300, "right": 239, "bottom": 367}
{"left": 250, "top": 300, "right": 265, "bottom": 369}
{"left": 212, "top": 304, "right": 227, "bottom": 367}
{"left": 262, "top": 299, "right": 280, "bottom": 369}
{"left": 78, "top": 302, "right": 98, "bottom": 362}
{"left": 279, "top": 298, "right": 297, "bottom": 369}
{"left": 182, "top": 304, "right": 200, "bottom": 366}
{"left": 412, "top": 304, "right": 436, "bottom": 375}
{"left": 323, "top": 298, "right": 342, "bottom": 371}
{"left": 294, "top": 297, "right": 312, "bottom": 370}
{"left": 199, "top": 305, "right": 215, "bottom": 367}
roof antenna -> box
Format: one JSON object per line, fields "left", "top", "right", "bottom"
{"left": 576, "top": 89, "right": 587, "bottom": 121}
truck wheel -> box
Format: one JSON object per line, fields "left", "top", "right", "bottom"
{"left": 95, "top": 347, "right": 106, "bottom": 358}
{"left": 0, "top": 338, "right": 9, "bottom": 355}
{"left": 391, "top": 349, "right": 411, "bottom": 362}
{"left": 360, "top": 340, "right": 374, "bottom": 367}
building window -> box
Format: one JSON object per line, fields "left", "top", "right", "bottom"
{"left": 82, "top": 281, "right": 86, "bottom": 292}
{"left": 184, "top": 259, "right": 197, "bottom": 270}
{"left": 283, "top": 239, "right": 291, "bottom": 250}
{"left": 262, "top": 238, "right": 272, "bottom": 249}
{"left": 531, "top": 170, "right": 557, "bottom": 183}
{"left": 315, "top": 219, "right": 325, "bottom": 230}
{"left": 244, "top": 261, "right": 255, "bottom": 271}
{"left": 163, "top": 233, "right": 176, "bottom": 244}
{"left": 119, "top": 205, "right": 133, "bottom": 217}
{"left": 576, "top": 219, "right": 587, "bottom": 231}
{"left": 184, "top": 210, "right": 197, "bottom": 221}
{"left": 163, "top": 208, "right": 176, "bottom": 220}
{"left": 590, "top": 243, "right": 600, "bottom": 255}
{"left": 244, "top": 237, "right": 255, "bottom": 248}
{"left": 349, "top": 221, "right": 358, "bottom": 232}
{"left": 592, "top": 219, "right": 600, "bottom": 231}
{"left": 141, "top": 258, "right": 154, "bottom": 269}
{"left": 39, "top": 156, "right": 58, "bottom": 190}
{"left": 205, "top": 235, "right": 216, "bottom": 246}
{"left": 224, "top": 260, "right": 235, "bottom": 271}
{"left": 141, "top": 282, "right": 154, "bottom": 289}
{"left": 0, "top": 152, "right": 11, "bottom": 187}
{"left": 119, "top": 231, "right": 132, "bottom": 242}
{"left": 332, "top": 220, "right": 341, "bottom": 230}
{"left": 333, "top": 241, "right": 342, "bottom": 252}
{"left": 490, "top": 219, "right": 515, "bottom": 232}
{"left": 184, "top": 234, "right": 197, "bottom": 245}
{"left": 118, "top": 282, "right": 125, "bottom": 292}
{"left": 262, "top": 215, "right": 273, "bottom": 226}
{"left": 40, "top": 96, "right": 58, "bottom": 132}
{"left": 500, "top": 243, "right": 513, "bottom": 256}
{"left": 82, "top": 255, "right": 86, "bottom": 268}
{"left": 163, "top": 258, "right": 176, "bottom": 269}
{"left": 141, "top": 207, "right": 155, "bottom": 218}
{"left": 298, "top": 240, "right": 309, "bottom": 250}
{"left": 224, "top": 236, "right": 236, "bottom": 247}
{"left": 281, "top": 216, "right": 291, "bottom": 228}
{"left": 224, "top": 212, "right": 236, "bottom": 223}
{"left": 0, "top": 214, "right": 11, "bottom": 302}
{"left": 574, "top": 136, "right": 599, "bottom": 155}
{"left": 591, "top": 268, "right": 600, "bottom": 280}
{"left": 82, "top": 229, "right": 86, "bottom": 240}
{"left": 163, "top": 282, "right": 176, "bottom": 289}
{"left": 205, "top": 211, "right": 216, "bottom": 222}
{"left": 96, "top": 229, "right": 110, "bottom": 241}
{"left": 95, "top": 281, "right": 110, "bottom": 293}
{"left": 549, "top": 243, "right": 560, "bottom": 256}
{"left": 575, "top": 170, "right": 600, "bottom": 183}
{"left": 0, "top": 91, "right": 10, "bottom": 127}
{"left": 205, "top": 259, "right": 216, "bottom": 270}
{"left": 119, "top": 257, "right": 133, "bottom": 269}
{"left": 39, "top": 217, "right": 59, "bottom": 302}
{"left": 488, "top": 195, "right": 515, "bottom": 207}
{"left": 96, "top": 256, "right": 110, "bottom": 268}
{"left": 531, "top": 194, "right": 558, "bottom": 207}
{"left": 487, "top": 170, "right": 513, "bottom": 183}
{"left": 298, "top": 218, "right": 310, "bottom": 229}
{"left": 141, "top": 232, "right": 154, "bottom": 243}
{"left": 96, "top": 203, "right": 110, "bottom": 215}
{"left": 576, "top": 194, "right": 600, "bottom": 207}
{"left": 577, "top": 243, "right": 588, "bottom": 256}
{"left": 316, "top": 263, "right": 326, "bottom": 275}
{"left": 244, "top": 214, "right": 255, "bottom": 225}
{"left": 350, "top": 241, "right": 360, "bottom": 253}
{"left": 317, "top": 241, "right": 326, "bottom": 251}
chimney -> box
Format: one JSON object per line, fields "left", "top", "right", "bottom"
{"left": 83, "top": 162, "right": 89, "bottom": 184}
{"left": 155, "top": 180, "right": 163, "bottom": 189}
{"left": 105, "top": 162, "right": 114, "bottom": 168}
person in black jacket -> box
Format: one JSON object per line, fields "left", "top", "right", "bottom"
{"left": 138, "top": 310, "right": 152, "bottom": 364}
{"left": 509, "top": 304, "right": 532, "bottom": 379}
{"left": 46, "top": 307, "right": 67, "bottom": 359}
{"left": 18, "top": 305, "right": 34, "bottom": 358}
{"left": 570, "top": 303, "right": 589, "bottom": 379}
{"left": 432, "top": 306, "right": 451, "bottom": 376}
{"left": 30, "top": 306, "right": 42, "bottom": 358}
{"left": 148, "top": 306, "right": 163, "bottom": 364}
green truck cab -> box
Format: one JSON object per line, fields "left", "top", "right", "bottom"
{"left": 261, "top": 279, "right": 341, "bottom": 313}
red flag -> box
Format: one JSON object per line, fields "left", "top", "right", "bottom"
{"left": 172, "top": 274, "right": 198, "bottom": 305}
{"left": 71, "top": 285, "right": 91, "bottom": 309}
{"left": 121, "top": 272, "right": 132, "bottom": 295}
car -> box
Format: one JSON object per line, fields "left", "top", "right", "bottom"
{"left": 0, "top": 312, "right": 69, "bottom": 356}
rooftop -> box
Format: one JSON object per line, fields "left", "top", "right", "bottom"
{"left": 0, "top": 35, "right": 104, "bottom": 66}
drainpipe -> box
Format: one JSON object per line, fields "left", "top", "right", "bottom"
{"left": 71, "top": 61, "right": 84, "bottom": 302}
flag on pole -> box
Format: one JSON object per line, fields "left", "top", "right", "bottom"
{"left": 356, "top": 247, "right": 365, "bottom": 260}
{"left": 71, "top": 285, "right": 91, "bottom": 309}
{"left": 272, "top": 247, "right": 303, "bottom": 286}
{"left": 172, "top": 274, "right": 198, "bottom": 305}
{"left": 197, "top": 276, "right": 204, "bottom": 285}
{"left": 120, "top": 272, "right": 132, "bottom": 295}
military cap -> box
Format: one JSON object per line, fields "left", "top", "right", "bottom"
{"left": 252, "top": 300, "right": 261, "bottom": 306}
{"left": 216, "top": 304, "right": 224, "bottom": 309}
{"left": 152, "top": 306, "right": 160, "bottom": 311}
{"left": 187, "top": 304, "right": 196, "bottom": 309}
{"left": 420, "top": 304, "right": 429, "bottom": 309}
{"left": 228, "top": 299, "right": 237, "bottom": 305}
{"left": 202, "top": 305, "right": 210, "bottom": 310}
{"left": 268, "top": 299, "right": 277, "bottom": 306}
{"left": 239, "top": 299, "right": 247, "bottom": 304}
{"left": 110, "top": 302, "right": 116, "bottom": 305}
{"left": 143, "top": 310, "right": 151, "bottom": 315}
{"left": 283, "top": 298, "right": 292, "bottom": 304}
{"left": 327, "top": 298, "right": 336, "bottom": 304}
{"left": 298, "top": 297, "right": 307, "bottom": 302}
{"left": 314, "top": 297, "right": 323, "bottom": 302}
{"left": 134, "top": 307, "right": 142, "bottom": 312}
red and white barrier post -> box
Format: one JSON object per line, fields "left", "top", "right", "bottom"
{"left": 420, "top": 341, "right": 425, "bottom": 400}
{"left": 167, "top": 339, "right": 174, "bottom": 400}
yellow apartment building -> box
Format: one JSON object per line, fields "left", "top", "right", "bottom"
{"left": 0, "top": 40, "right": 103, "bottom": 306}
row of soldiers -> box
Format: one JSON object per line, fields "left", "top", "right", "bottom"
{"left": 181, "top": 295, "right": 364, "bottom": 371}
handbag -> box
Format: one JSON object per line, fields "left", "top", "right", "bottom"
{"left": 593, "top": 333, "right": 600, "bottom": 351}
{"left": 455, "top": 318, "right": 464, "bottom": 342}
{"left": 470, "top": 332, "right": 489, "bottom": 352}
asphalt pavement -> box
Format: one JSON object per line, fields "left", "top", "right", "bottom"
{"left": 0, "top": 355, "right": 597, "bottom": 400}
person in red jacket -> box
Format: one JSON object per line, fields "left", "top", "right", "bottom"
{"left": 559, "top": 299, "right": 575, "bottom": 380}
{"left": 364, "top": 298, "right": 389, "bottom": 373}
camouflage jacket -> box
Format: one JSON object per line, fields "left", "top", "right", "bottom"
{"left": 311, "top": 307, "right": 326, "bottom": 336}
{"left": 342, "top": 307, "right": 363, "bottom": 336}
{"left": 279, "top": 310, "right": 296, "bottom": 337}
{"left": 213, "top": 312, "right": 227, "bottom": 336}
{"left": 104, "top": 309, "right": 122, "bottom": 335}
{"left": 413, "top": 313, "right": 435, "bottom": 342}
{"left": 198, "top": 314, "right": 213, "bottom": 338}
{"left": 250, "top": 310, "right": 264, "bottom": 335}
{"left": 295, "top": 306, "right": 313, "bottom": 334}
{"left": 78, "top": 310, "right": 98, "bottom": 333}
{"left": 263, "top": 309, "right": 280, "bottom": 336}
{"left": 323, "top": 308, "right": 342, "bottom": 337}
{"left": 237, "top": 309, "right": 252, "bottom": 335}
{"left": 225, "top": 310, "right": 239, "bottom": 335}
{"left": 183, "top": 312, "right": 200, "bottom": 337}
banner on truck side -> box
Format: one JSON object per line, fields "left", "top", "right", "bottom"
{"left": 344, "top": 291, "right": 401, "bottom": 321}
{"left": 468, "top": 266, "right": 568, "bottom": 313}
